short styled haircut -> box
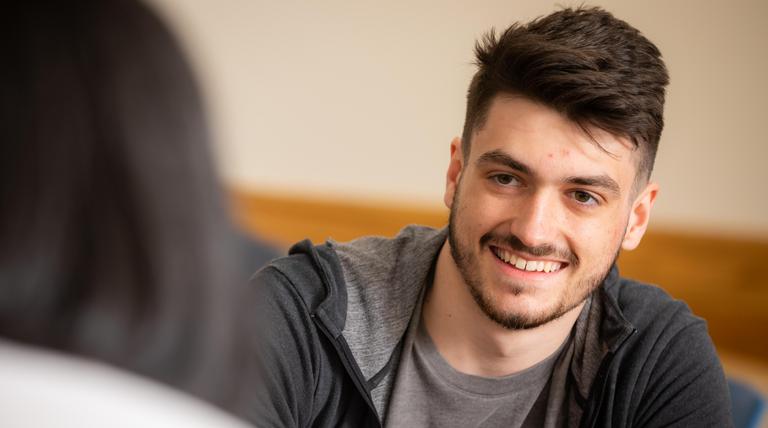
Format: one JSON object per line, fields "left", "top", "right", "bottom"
{"left": 462, "top": 7, "right": 669, "bottom": 181}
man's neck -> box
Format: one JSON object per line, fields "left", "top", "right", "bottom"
{"left": 422, "top": 241, "right": 583, "bottom": 378}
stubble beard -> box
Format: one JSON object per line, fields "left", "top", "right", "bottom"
{"left": 447, "top": 186, "right": 618, "bottom": 331}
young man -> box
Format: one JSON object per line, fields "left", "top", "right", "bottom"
{"left": 250, "top": 7, "right": 732, "bottom": 427}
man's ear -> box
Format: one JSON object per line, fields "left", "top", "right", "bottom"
{"left": 444, "top": 137, "right": 464, "bottom": 209}
{"left": 622, "top": 182, "right": 659, "bottom": 250}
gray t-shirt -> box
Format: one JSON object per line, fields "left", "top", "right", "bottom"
{"left": 386, "top": 309, "right": 567, "bottom": 427}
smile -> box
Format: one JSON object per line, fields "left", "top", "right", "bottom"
{"left": 491, "top": 246, "right": 563, "bottom": 273}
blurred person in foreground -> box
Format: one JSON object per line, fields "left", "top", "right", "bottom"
{"left": 251, "top": 7, "right": 732, "bottom": 427}
{"left": 0, "top": 0, "right": 273, "bottom": 425}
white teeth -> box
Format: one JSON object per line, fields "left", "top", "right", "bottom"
{"left": 494, "top": 247, "right": 562, "bottom": 273}
{"left": 495, "top": 249, "right": 561, "bottom": 273}
{"left": 514, "top": 258, "right": 526, "bottom": 270}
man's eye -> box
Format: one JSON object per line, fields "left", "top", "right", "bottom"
{"left": 492, "top": 174, "right": 519, "bottom": 186}
{"left": 572, "top": 190, "right": 599, "bottom": 206}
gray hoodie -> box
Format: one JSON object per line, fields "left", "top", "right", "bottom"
{"left": 247, "top": 225, "right": 732, "bottom": 427}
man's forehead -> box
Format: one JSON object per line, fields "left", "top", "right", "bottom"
{"left": 478, "top": 96, "right": 634, "bottom": 152}
{"left": 470, "top": 96, "right": 640, "bottom": 182}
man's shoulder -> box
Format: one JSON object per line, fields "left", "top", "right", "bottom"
{"left": 332, "top": 225, "right": 447, "bottom": 265}
{"left": 253, "top": 224, "right": 448, "bottom": 331}
{"left": 609, "top": 276, "right": 703, "bottom": 334}
{"left": 601, "top": 278, "right": 731, "bottom": 425}
{"left": 332, "top": 225, "right": 446, "bottom": 285}
{"left": 605, "top": 276, "right": 719, "bottom": 378}
{"left": 261, "top": 225, "right": 445, "bottom": 287}
{"left": 251, "top": 224, "right": 449, "bottom": 408}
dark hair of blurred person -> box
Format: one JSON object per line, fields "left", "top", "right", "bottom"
{"left": 0, "top": 0, "right": 262, "bottom": 410}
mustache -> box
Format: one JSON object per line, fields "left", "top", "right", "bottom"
{"left": 480, "top": 231, "right": 579, "bottom": 266}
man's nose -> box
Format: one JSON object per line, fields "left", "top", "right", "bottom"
{"left": 509, "top": 191, "right": 561, "bottom": 250}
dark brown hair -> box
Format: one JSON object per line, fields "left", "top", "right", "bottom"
{"left": 0, "top": 0, "right": 248, "bottom": 409}
{"left": 462, "top": 7, "right": 669, "bottom": 181}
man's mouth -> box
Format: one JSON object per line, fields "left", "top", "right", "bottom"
{"left": 491, "top": 246, "right": 564, "bottom": 273}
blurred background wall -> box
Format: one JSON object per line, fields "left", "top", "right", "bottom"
{"left": 146, "top": 0, "right": 768, "bottom": 409}
{"left": 148, "top": 0, "right": 767, "bottom": 236}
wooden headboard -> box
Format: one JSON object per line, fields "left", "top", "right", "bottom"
{"left": 231, "top": 189, "right": 768, "bottom": 363}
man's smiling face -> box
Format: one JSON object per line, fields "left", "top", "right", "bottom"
{"left": 445, "top": 95, "right": 657, "bottom": 330}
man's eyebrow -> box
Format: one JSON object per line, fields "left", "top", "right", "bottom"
{"left": 475, "top": 150, "right": 532, "bottom": 175}
{"left": 565, "top": 175, "right": 621, "bottom": 197}
{"left": 476, "top": 149, "right": 622, "bottom": 196}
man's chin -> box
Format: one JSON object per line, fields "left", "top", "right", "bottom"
{"left": 467, "top": 284, "right": 558, "bottom": 330}
{"left": 483, "top": 308, "right": 556, "bottom": 331}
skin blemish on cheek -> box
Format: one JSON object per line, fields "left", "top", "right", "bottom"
{"left": 547, "top": 153, "right": 554, "bottom": 158}
{"left": 561, "top": 149, "right": 570, "bottom": 156}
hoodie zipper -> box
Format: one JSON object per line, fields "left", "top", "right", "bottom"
{"left": 312, "top": 313, "right": 383, "bottom": 428}
{"left": 297, "top": 242, "right": 382, "bottom": 427}
{"left": 579, "top": 328, "right": 636, "bottom": 428}
{"left": 579, "top": 352, "right": 616, "bottom": 428}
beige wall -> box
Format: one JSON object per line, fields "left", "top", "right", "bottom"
{"left": 148, "top": 0, "right": 768, "bottom": 237}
